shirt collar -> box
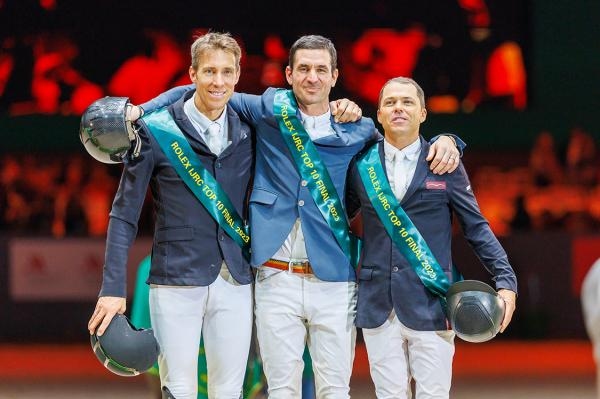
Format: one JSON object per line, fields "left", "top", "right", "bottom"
{"left": 184, "top": 94, "right": 227, "bottom": 133}
{"left": 384, "top": 137, "right": 421, "bottom": 162}
{"left": 299, "top": 109, "right": 332, "bottom": 130}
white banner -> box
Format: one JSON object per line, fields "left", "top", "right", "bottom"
{"left": 9, "top": 237, "right": 152, "bottom": 301}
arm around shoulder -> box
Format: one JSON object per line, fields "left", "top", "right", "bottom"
{"left": 430, "top": 133, "right": 466, "bottom": 155}
{"left": 139, "top": 84, "right": 195, "bottom": 114}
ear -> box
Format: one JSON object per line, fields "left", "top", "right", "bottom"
{"left": 377, "top": 108, "right": 382, "bottom": 125}
{"left": 189, "top": 65, "right": 197, "bottom": 83}
{"left": 285, "top": 65, "right": 293, "bottom": 85}
{"left": 234, "top": 68, "right": 241, "bottom": 85}
{"left": 420, "top": 107, "right": 427, "bottom": 123}
{"left": 331, "top": 68, "right": 339, "bottom": 87}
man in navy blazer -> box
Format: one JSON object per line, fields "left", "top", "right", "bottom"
{"left": 87, "top": 33, "right": 256, "bottom": 399}
{"left": 139, "top": 35, "right": 462, "bottom": 399}
{"left": 346, "top": 77, "right": 517, "bottom": 399}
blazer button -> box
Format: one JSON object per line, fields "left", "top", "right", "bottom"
{"left": 392, "top": 266, "right": 399, "bottom": 272}
{"left": 220, "top": 235, "right": 225, "bottom": 241}
{"left": 298, "top": 200, "right": 305, "bottom": 206}
{"left": 301, "top": 180, "right": 308, "bottom": 187}
{"left": 216, "top": 162, "right": 222, "bottom": 168}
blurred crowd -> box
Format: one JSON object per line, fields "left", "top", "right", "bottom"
{"left": 473, "top": 126, "right": 600, "bottom": 236}
{"left": 0, "top": 126, "right": 597, "bottom": 238}
{"left": 0, "top": 153, "right": 153, "bottom": 238}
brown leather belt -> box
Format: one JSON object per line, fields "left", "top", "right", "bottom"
{"left": 263, "top": 258, "right": 313, "bottom": 274}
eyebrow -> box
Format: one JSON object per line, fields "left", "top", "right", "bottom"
{"left": 202, "top": 66, "right": 235, "bottom": 71}
{"left": 383, "top": 96, "right": 415, "bottom": 102}
{"left": 296, "top": 63, "right": 329, "bottom": 69}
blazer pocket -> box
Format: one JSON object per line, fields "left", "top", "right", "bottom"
{"left": 358, "top": 266, "right": 374, "bottom": 281}
{"left": 420, "top": 191, "right": 447, "bottom": 201}
{"left": 155, "top": 226, "right": 194, "bottom": 243}
{"left": 250, "top": 188, "right": 278, "bottom": 205}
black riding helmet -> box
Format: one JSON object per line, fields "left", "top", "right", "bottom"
{"left": 90, "top": 314, "right": 159, "bottom": 376}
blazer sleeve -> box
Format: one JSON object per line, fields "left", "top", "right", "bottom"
{"left": 447, "top": 163, "right": 518, "bottom": 294}
{"left": 140, "top": 84, "right": 194, "bottom": 114}
{"left": 430, "top": 133, "right": 467, "bottom": 156}
{"left": 227, "top": 91, "right": 267, "bottom": 127}
{"left": 99, "top": 130, "right": 155, "bottom": 298}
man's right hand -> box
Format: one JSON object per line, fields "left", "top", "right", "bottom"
{"left": 88, "top": 296, "right": 126, "bottom": 336}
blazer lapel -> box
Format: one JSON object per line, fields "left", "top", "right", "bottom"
{"left": 378, "top": 139, "right": 389, "bottom": 181}
{"left": 219, "top": 107, "right": 243, "bottom": 159}
{"left": 323, "top": 119, "right": 353, "bottom": 145}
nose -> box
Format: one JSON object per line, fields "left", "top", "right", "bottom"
{"left": 213, "top": 72, "right": 225, "bottom": 86}
{"left": 306, "top": 69, "right": 318, "bottom": 82}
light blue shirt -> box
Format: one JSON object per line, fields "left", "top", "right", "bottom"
{"left": 183, "top": 94, "right": 229, "bottom": 155}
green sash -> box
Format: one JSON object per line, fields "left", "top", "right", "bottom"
{"left": 273, "top": 89, "right": 360, "bottom": 266}
{"left": 143, "top": 108, "right": 250, "bottom": 258}
{"left": 356, "top": 143, "right": 449, "bottom": 299}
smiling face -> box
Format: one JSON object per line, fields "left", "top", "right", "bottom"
{"left": 189, "top": 48, "right": 240, "bottom": 120}
{"left": 377, "top": 80, "right": 427, "bottom": 148}
{"left": 285, "top": 48, "right": 338, "bottom": 115}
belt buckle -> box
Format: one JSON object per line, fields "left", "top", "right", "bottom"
{"left": 290, "top": 260, "right": 310, "bottom": 274}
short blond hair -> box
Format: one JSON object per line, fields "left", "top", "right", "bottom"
{"left": 190, "top": 32, "right": 241, "bottom": 71}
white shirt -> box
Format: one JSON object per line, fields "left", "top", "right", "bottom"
{"left": 183, "top": 94, "right": 230, "bottom": 156}
{"left": 383, "top": 137, "right": 421, "bottom": 202}
{"left": 271, "top": 110, "right": 336, "bottom": 262}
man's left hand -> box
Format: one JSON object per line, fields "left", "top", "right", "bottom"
{"left": 497, "top": 289, "right": 517, "bottom": 333}
{"left": 426, "top": 135, "right": 460, "bottom": 174}
{"left": 330, "top": 99, "right": 362, "bottom": 123}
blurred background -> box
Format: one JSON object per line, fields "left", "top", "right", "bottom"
{"left": 0, "top": 0, "right": 599, "bottom": 397}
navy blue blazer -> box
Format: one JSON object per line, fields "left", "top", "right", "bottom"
{"left": 100, "top": 90, "right": 254, "bottom": 298}
{"left": 346, "top": 136, "right": 517, "bottom": 331}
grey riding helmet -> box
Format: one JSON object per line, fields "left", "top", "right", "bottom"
{"left": 446, "top": 280, "right": 506, "bottom": 343}
{"left": 80, "top": 96, "right": 139, "bottom": 164}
